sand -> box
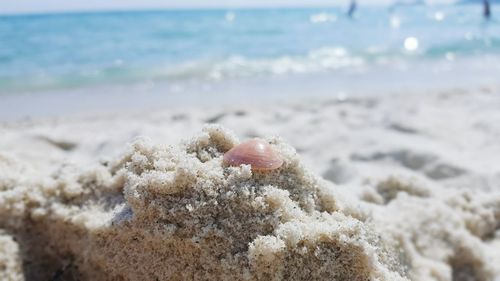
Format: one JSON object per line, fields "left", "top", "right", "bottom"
{"left": 1, "top": 89, "right": 500, "bottom": 280}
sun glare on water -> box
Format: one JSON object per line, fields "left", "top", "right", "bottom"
{"left": 404, "top": 37, "right": 419, "bottom": 52}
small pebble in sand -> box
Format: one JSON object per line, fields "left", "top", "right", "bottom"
{"left": 223, "top": 139, "right": 283, "bottom": 171}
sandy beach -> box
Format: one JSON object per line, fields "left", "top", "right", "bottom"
{"left": 1, "top": 87, "right": 499, "bottom": 280}
{"left": 2, "top": 3, "right": 500, "bottom": 279}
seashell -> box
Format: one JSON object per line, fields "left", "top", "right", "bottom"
{"left": 223, "top": 139, "right": 283, "bottom": 171}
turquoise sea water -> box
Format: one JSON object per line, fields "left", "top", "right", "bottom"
{"left": 0, "top": 5, "right": 499, "bottom": 94}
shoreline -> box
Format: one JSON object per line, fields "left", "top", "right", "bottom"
{"left": 2, "top": 58, "right": 500, "bottom": 121}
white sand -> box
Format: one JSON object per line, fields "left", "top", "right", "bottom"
{"left": 0, "top": 89, "right": 499, "bottom": 280}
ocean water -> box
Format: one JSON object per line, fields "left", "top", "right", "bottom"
{"left": 0, "top": 5, "right": 499, "bottom": 95}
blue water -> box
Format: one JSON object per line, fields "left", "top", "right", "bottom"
{"left": 0, "top": 5, "right": 499, "bottom": 94}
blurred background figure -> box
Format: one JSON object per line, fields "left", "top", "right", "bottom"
{"left": 347, "top": 0, "right": 357, "bottom": 18}
{"left": 483, "top": 0, "right": 491, "bottom": 19}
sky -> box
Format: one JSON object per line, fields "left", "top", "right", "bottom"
{"left": 0, "top": 0, "right": 455, "bottom": 15}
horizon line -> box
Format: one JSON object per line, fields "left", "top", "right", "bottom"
{"left": 0, "top": 2, "right": 463, "bottom": 17}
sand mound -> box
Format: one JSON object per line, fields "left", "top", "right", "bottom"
{"left": 0, "top": 125, "right": 499, "bottom": 280}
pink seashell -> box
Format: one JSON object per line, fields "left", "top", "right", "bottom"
{"left": 223, "top": 139, "right": 283, "bottom": 171}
